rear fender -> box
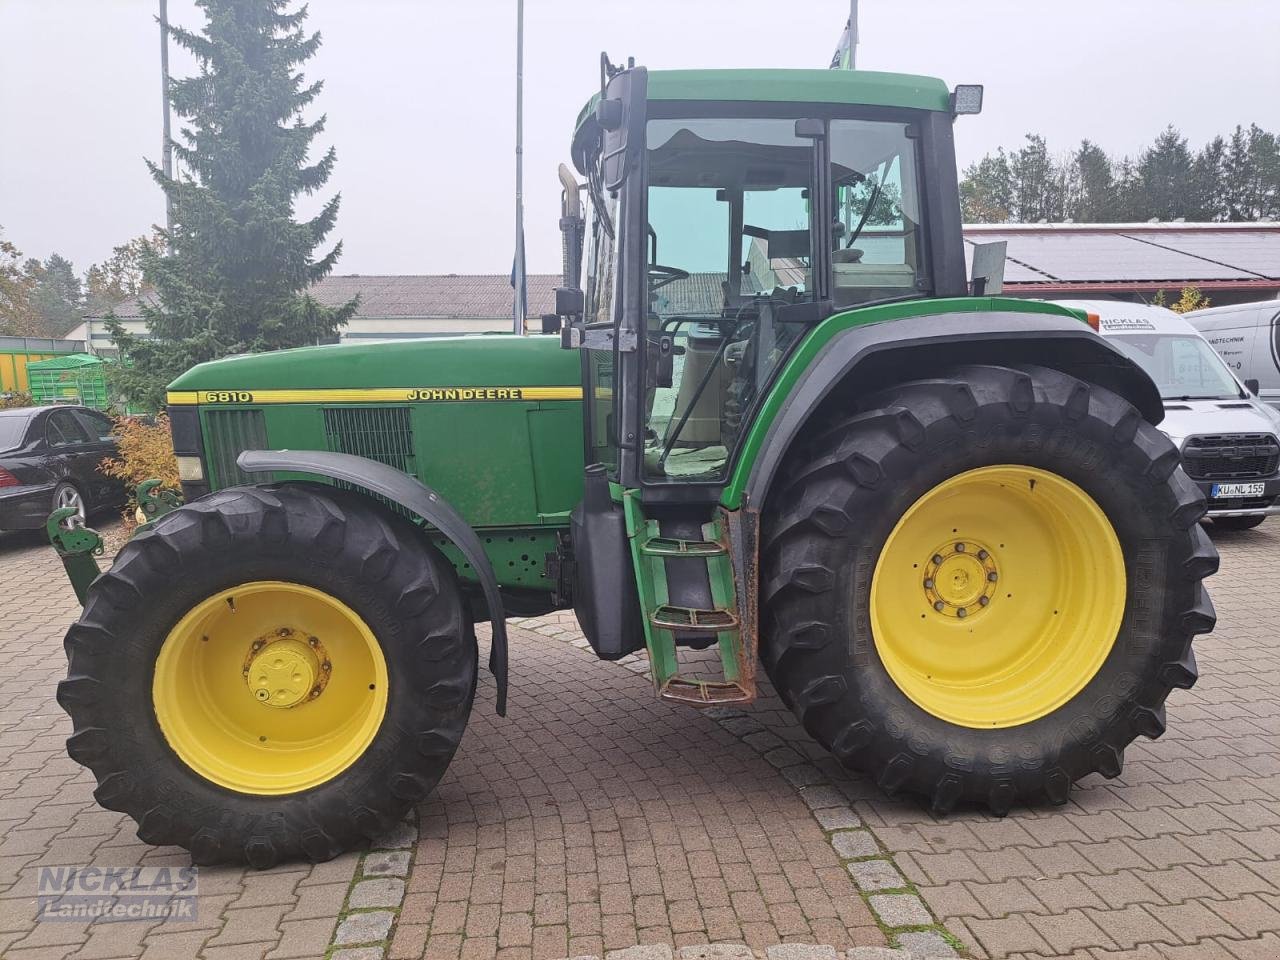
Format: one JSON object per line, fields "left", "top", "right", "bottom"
{"left": 732, "top": 307, "right": 1163, "bottom": 514}
{"left": 237, "top": 449, "right": 509, "bottom": 715}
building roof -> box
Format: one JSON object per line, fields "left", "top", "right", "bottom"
{"left": 87, "top": 223, "right": 1280, "bottom": 329}
{"left": 92, "top": 275, "right": 560, "bottom": 322}
{"left": 966, "top": 222, "right": 1280, "bottom": 294}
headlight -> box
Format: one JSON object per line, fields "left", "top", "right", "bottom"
{"left": 176, "top": 456, "right": 204, "bottom": 482}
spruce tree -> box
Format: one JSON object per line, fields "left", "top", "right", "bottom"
{"left": 111, "top": 0, "right": 356, "bottom": 410}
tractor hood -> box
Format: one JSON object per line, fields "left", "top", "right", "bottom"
{"left": 167, "top": 334, "right": 583, "bottom": 400}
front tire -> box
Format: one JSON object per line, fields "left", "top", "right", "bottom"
{"left": 58, "top": 484, "right": 476, "bottom": 867}
{"left": 761, "top": 364, "right": 1218, "bottom": 814}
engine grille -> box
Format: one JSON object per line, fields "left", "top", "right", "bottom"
{"left": 1182, "top": 433, "right": 1280, "bottom": 481}
{"left": 322, "top": 406, "right": 415, "bottom": 472}
{"left": 204, "top": 409, "right": 270, "bottom": 486}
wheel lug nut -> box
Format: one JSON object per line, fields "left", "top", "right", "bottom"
{"left": 932, "top": 554, "right": 943, "bottom": 565}
{"left": 977, "top": 549, "right": 988, "bottom": 560}
{"left": 933, "top": 601, "right": 945, "bottom": 611}
{"left": 987, "top": 571, "right": 998, "bottom": 582}
{"left": 308, "top": 636, "right": 319, "bottom": 647}
{"left": 923, "top": 578, "right": 934, "bottom": 589}
{"left": 955, "top": 543, "right": 965, "bottom": 552}
{"left": 278, "top": 628, "right": 290, "bottom": 637}
{"left": 978, "top": 596, "right": 989, "bottom": 606}
{"left": 957, "top": 607, "right": 967, "bottom": 618}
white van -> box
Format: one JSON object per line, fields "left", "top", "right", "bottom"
{"left": 1055, "top": 300, "right": 1280, "bottom": 531}
{"left": 1185, "top": 299, "right": 1280, "bottom": 413}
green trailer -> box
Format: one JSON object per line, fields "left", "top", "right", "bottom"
{"left": 27, "top": 353, "right": 110, "bottom": 410}
{"left": 54, "top": 59, "right": 1217, "bottom": 868}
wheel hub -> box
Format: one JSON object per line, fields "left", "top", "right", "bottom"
{"left": 922, "top": 540, "right": 998, "bottom": 619}
{"left": 243, "top": 629, "right": 330, "bottom": 708}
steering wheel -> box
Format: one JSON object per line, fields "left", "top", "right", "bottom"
{"left": 648, "top": 264, "right": 690, "bottom": 291}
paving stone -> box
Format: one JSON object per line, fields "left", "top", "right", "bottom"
{"left": 846, "top": 949, "right": 910, "bottom": 960}
{"left": 764, "top": 946, "right": 840, "bottom": 960}
{"left": 815, "top": 808, "right": 864, "bottom": 831}
{"left": 676, "top": 946, "right": 754, "bottom": 959}
{"left": 868, "top": 894, "right": 934, "bottom": 928}
{"left": 333, "top": 910, "right": 395, "bottom": 946}
{"left": 371, "top": 820, "right": 417, "bottom": 850}
{"left": 604, "top": 946, "right": 675, "bottom": 960}
{"left": 362, "top": 851, "right": 411, "bottom": 878}
{"left": 846, "top": 859, "right": 906, "bottom": 892}
{"left": 831, "top": 831, "right": 879, "bottom": 860}
{"left": 329, "top": 949, "right": 387, "bottom": 960}
{"left": 892, "top": 930, "right": 957, "bottom": 957}
{"left": 348, "top": 877, "right": 406, "bottom": 909}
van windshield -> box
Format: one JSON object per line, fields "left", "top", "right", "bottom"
{"left": 1107, "top": 334, "right": 1243, "bottom": 401}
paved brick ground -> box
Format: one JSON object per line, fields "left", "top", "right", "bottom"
{"left": 2, "top": 517, "right": 1277, "bottom": 959}
{"left": 0, "top": 526, "right": 368, "bottom": 960}
{"left": 690, "top": 524, "right": 1279, "bottom": 960}
{"left": 395, "top": 625, "right": 886, "bottom": 960}
{"left": 0, "top": 527, "right": 884, "bottom": 960}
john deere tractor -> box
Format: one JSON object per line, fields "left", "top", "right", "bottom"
{"left": 56, "top": 59, "right": 1217, "bottom": 867}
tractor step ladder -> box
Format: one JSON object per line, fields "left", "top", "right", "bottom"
{"left": 624, "top": 492, "right": 755, "bottom": 707}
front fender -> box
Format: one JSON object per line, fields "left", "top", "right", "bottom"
{"left": 238, "top": 449, "right": 509, "bottom": 716}
{"left": 727, "top": 302, "right": 1162, "bottom": 513}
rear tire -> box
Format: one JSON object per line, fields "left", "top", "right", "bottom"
{"left": 58, "top": 484, "right": 476, "bottom": 867}
{"left": 760, "top": 364, "right": 1218, "bottom": 814}
{"left": 1212, "top": 515, "right": 1266, "bottom": 531}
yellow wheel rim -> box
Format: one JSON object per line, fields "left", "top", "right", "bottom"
{"left": 153, "top": 581, "right": 389, "bottom": 795}
{"left": 870, "top": 465, "right": 1126, "bottom": 729}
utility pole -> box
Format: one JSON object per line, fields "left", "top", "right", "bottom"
{"left": 511, "top": 0, "right": 528, "bottom": 334}
{"left": 848, "top": 0, "right": 859, "bottom": 69}
{"left": 158, "top": 0, "right": 175, "bottom": 239}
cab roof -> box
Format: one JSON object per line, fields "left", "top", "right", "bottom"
{"left": 575, "top": 68, "right": 953, "bottom": 131}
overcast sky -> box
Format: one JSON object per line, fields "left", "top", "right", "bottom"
{"left": 2, "top": 0, "right": 1278, "bottom": 277}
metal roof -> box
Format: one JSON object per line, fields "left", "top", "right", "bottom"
{"left": 965, "top": 222, "right": 1280, "bottom": 293}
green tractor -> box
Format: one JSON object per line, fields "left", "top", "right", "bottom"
{"left": 56, "top": 59, "right": 1217, "bottom": 868}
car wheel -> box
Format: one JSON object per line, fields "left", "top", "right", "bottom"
{"left": 52, "top": 482, "right": 86, "bottom": 527}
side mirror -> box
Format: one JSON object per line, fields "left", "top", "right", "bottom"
{"left": 599, "top": 59, "right": 648, "bottom": 191}
{"left": 970, "top": 241, "right": 1007, "bottom": 296}
{"left": 555, "top": 287, "right": 585, "bottom": 318}
{"left": 1245, "top": 378, "right": 1260, "bottom": 396}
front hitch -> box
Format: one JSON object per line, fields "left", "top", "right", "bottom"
{"left": 47, "top": 509, "right": 104, "bottom": 605}
{"left": 48, "top": 479, "right": 182, "bottom": 604}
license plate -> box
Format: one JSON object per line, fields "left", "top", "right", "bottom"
{"left": 1211, "top": 482, "right": 1265, "bottom": 498}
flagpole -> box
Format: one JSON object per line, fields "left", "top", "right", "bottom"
{"left": 512, "top": 0, "right": 528, "bottom": 334}
{"left": 848, "top": 0, "right": 858, "bottom": 69}
{"left": 159, "top": 0, "right": 174, "bottom": 242}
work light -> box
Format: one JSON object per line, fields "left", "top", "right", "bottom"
{"left": 951, "top": 84, "right": 984, "bottom": 115}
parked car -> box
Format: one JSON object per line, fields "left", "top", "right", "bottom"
{"left": 0, "top": 405, "right": 125, "bottom": 532}
{"left": 1184, "top": 299, "right": 1280, "bottom": 413}
{"left": 1054, "top": 300, "right": 1280, "bottom": 531}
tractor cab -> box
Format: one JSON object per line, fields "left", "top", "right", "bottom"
{"left": 561, "top": 62, "right": 972, "bottom": 492}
